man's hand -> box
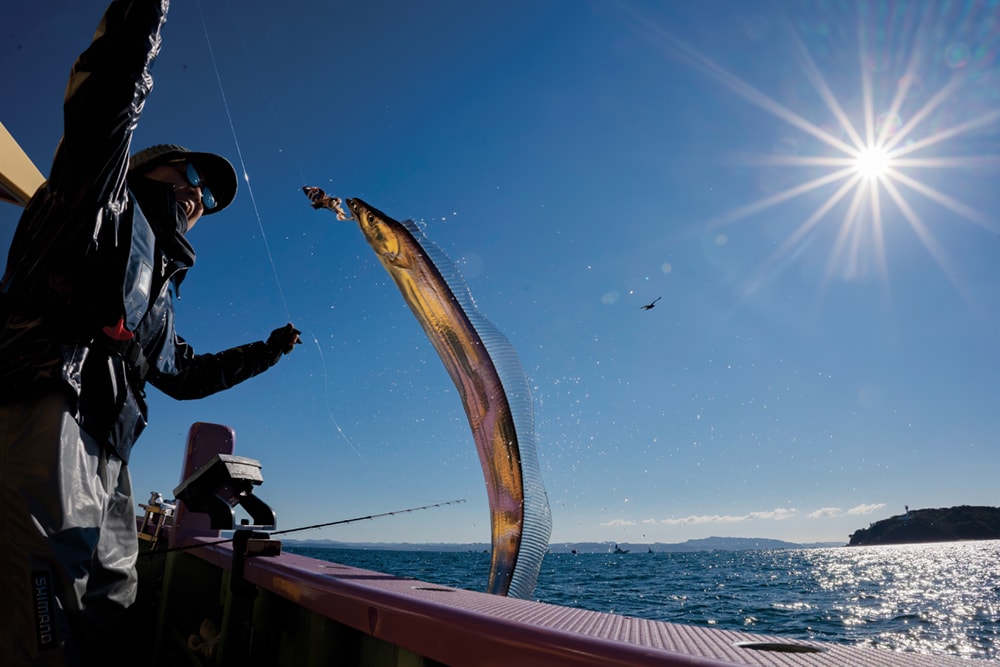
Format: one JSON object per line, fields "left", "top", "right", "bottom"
{"left": 266, "top": 323, "right": 301, "bottom": 364}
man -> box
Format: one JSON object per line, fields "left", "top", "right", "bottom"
{"left": 0, "top": 2, "right": 300, "bottom": 664}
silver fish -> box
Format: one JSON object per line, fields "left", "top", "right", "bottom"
{"left": 313, "top": 190, "right": 551, "bottom": 598}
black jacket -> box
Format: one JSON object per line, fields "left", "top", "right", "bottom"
{"left": 0, "top": 0, "right": 279, "bottom": 462}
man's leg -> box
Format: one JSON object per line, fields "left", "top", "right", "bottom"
{"left": 79, "top": 450, "right": 140, "bottom": 660}
{"left": 0, "top": 394, "right": 103, "bottom": 667}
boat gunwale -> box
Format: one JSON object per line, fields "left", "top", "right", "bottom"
{"left": 171, "top": 536, "right": 990, "bottom": 667}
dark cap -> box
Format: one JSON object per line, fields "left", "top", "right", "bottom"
{"left": 129, "top": 144, "right": 238, "bottom": 215}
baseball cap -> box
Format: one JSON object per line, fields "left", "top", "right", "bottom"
{"left": 129, "top": 144, "right": 238, "bottom": 214}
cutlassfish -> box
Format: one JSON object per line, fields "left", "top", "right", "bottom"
{"left": 304, "top": 187, "right": 551, "bottom": 598}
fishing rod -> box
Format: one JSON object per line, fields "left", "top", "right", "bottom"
{"left": 272, "top": 499, "right": 467, "bottom": 536}
{"left": 144, "top": 499, "right": 467, "bottom": 556}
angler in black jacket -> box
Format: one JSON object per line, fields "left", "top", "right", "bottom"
{"left": 0, "top": 2, "right": 299, "bottom": 664}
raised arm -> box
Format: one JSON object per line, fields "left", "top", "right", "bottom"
{"left": 47, "top": 0, "right": 169, "bottom": 219}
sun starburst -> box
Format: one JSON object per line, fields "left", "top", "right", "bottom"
{"left": 638, "top": 6, "right": 998, "bottom": 293}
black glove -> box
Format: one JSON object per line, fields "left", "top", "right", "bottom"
{"left": 266, "top": 323, "right": 301, "bottom": 365}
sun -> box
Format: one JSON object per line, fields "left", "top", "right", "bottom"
{"left": 854, "top": 145, "right": 892, "bottom": 181}
{"left": 652, "top": 16, "right": 998, "bottom": 286}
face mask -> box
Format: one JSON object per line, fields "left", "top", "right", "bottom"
{"left": 127, "top": 174, "right": 197, "bottom": 280}
{"left": 128, "top": 175, "right": 186, "bottom": 236}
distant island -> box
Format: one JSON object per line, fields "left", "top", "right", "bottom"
{"left": 848, "top": 506, "right": 1000, "bottom": 546}
{"left": 285, "top": 536, "right": 843, "bottom": 554}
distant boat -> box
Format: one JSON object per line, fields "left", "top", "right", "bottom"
{"left": 647, "top": 547, "right": 654, "bottom": 554}
{"left": 613, "top": 544, "right": 629, "bottom": 554}
{"left": 571, "top": 549, "right": 578, "bottom": 555}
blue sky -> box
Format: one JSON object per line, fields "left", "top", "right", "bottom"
{"left": 2, "top": 0, "right": 998, "bottom": 546}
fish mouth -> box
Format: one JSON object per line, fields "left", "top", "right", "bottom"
{"left": 345, "top": 198, "right": 366, "bottom": 218}
{"left": 346, "top": 197, "right": 384, "bottom": 222}
{"left": 347, "top": 199, "right": 397, "bottom": 235}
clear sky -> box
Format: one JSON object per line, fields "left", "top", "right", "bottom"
{"left": 2, "top": 0, "right": 998, "bottom": 546}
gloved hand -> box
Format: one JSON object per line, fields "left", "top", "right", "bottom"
{"left": 266, "top": 323, "right": 301, "bottom": 365}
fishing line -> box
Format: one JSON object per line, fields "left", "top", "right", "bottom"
{"left": 195, "top": 1, "right": 358, "bottom": 455}
{"left": 224, "top": 0, "right": 310, "bottom": 187}
{"left": 142, "top": 499, "right": 467, "bottom": 556}
{"left": 309, "top": 331, "right": 362, "bottom": 457}
{"left": 195, "top": 0, "right": 292, "bottom": 323}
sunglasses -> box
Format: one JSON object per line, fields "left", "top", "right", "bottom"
{"left": 181, "top": 162, "right": 217, "bottom": 211}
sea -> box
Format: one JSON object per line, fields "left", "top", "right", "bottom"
{"left": 284, "top": 539, "right": 1000, "bottom": 662}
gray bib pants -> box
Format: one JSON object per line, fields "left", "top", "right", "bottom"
{"left": 0, "top": 393, "right": 137, "bottom": 666}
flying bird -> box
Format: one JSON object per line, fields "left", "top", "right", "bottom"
{"left": 640, "top": 297, "right": 662, "bottom": 311}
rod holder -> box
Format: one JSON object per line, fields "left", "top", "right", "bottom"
{"left": 173, "top": 454, "right": 276, "bottom": 530}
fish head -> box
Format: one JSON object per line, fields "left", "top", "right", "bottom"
{"left": 347, "top": 198, "right": 408, "bottom": 266}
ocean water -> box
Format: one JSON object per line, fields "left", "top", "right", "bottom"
{"left": 285, "top": 540, "right": 1000, "bottom": 661}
